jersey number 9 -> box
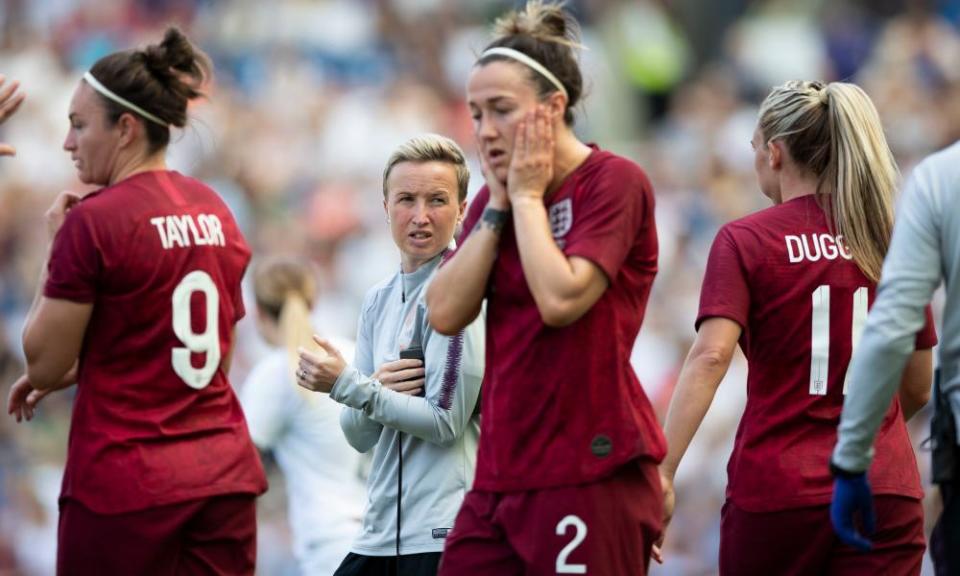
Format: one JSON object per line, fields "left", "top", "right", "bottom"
{"left": 171, "top": 270, "right": 222, "bottom": 390}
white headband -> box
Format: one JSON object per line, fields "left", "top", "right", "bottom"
{"left": 83, "top": 72, "right": 168, "bottom": 127}
{"left": 480, "top": 47, "right": 568, "bottom": 100}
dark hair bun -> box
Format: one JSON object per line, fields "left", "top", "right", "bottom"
{"left": 493, "top": 1, "right": 581, "bottom": 49}
{"left": 141, "top": 27, "right": 210, "bottom": 103}
{"left": 88, "top": 26, "right": 213, "bottom": 151}
{"left": 482, "top": 1, "right": 585, "bottom": 125}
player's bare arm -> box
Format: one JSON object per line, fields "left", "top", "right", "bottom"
{"left": 7, "top": 363, "right": 77, "bottom": 422}
{"left": 509, "top": 106, "right": 608, "bottom": 327}
{"left": 220, "top": 327, "right": 238, "bottom": 375}
{"left": 898, "top": 348, "right": 933, "bottom": 420}
{"left": 427, "top": 153, "right": 506, "bottom": 336}
{"left": 23, "top": 192, "right": 92, "bottom": 390}
{"left": 23, "top": 298, "right": 92, "bottom": 390}
{"left": 655, "top": 316, "right": 741, "bottom": 561}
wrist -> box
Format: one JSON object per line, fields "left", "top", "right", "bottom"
{"left": 510, "top": 195, "right": 544, "bottom": 210}
{"left": 487, "top": 197, "right": 510, "bottom": 211}
{"left": 830, "top": 460, "right": 865, "bottom": 479}
{"left": 480, "top": 205, "right": 510, "bottom": 234}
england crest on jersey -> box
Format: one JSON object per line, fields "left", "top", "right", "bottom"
{"left": 549, "top": 198, "right": 573, "bottom": 248}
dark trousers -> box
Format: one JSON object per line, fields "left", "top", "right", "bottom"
{"left": 58, "top": 494, "right": 257, "bottom": 576}
{"left": 333, "top": 552, "right": 441, "bottom": 576}
{"left": 931, "top": 454, "right": 960, "bottom": 576}
{"left": 930, "top": 374, "right": 960, "bottom": 576}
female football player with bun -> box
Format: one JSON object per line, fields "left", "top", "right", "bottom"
{"left": 427, "top": 2, "right": 665, "bottom": 574}
{"left": 10, "top": 28, "right": 266, "bottom": 575}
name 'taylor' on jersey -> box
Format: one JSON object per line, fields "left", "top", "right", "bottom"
{"left": 150, "top": 214, "right": 226, "bottom": 250}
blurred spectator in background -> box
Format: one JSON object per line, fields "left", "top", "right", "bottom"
{"left": 240, "top": 256, "right": 364, "bottom": 575}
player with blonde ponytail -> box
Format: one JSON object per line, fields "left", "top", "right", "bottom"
{"left": 757, "top": 81, "right": 897, "bottom": 283}
{"left": 253, "top": 258, "right": 328, "bottom": 390}
{"left": 240, "top": 256, "right": 364, "bottom": 575}
{"left": 657, "top": 79, "right": 938, "bottom": 574}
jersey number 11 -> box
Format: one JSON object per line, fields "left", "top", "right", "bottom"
{"left": 810, "top": 285, "right": 868, "bottom": 396}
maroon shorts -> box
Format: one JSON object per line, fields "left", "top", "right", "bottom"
{"left": 57, "top": 493, "right": 257, "bottom": 576}
{"left": 720, "top": 495, "right": 924, "bottom": 576}
{"left": 439, "top": 459, "right": 662, "bottom": 576}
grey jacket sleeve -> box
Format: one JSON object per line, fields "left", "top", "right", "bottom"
{"left": 339, "top": 294, "right": 384, "bottom": 453}
{"left": 833, "top": 165, "right": 943, "bottom": 472}
{"left": 331, "top": 303, "right": 484, "bottom": 447}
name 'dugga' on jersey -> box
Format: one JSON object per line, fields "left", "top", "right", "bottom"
{"left": 150, "top": 214, "right": 226, "bottom": 250}
{"left": 785, "top": 233, "right": 853, "bottom": 263}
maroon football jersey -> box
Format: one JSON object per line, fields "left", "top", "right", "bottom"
{"left": 45, "top": 170, "right": 267, "bottom": 514}
{"left": 698, "top": 194, "right": 936, "bottom": 512}
{"left": 460, "top": 146, "right": 666, "bottom": 492}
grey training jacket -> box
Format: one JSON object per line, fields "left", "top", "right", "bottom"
{"left": 330, "top": 252, "right": 484, "bottom": 555}
{"left": 834, "top": 141, "right": 960, "bottom": 472}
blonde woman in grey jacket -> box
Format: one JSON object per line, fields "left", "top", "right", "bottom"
{"left": 296, "top": 134, "right": 484, "bottom": 576}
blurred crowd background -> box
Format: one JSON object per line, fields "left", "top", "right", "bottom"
{"left": 0, "top": 0, "right": 957, "bottom": 574}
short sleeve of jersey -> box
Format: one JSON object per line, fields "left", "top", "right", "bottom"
{"left": 45, "top": 206, "right": 100, "bottom": 303}
{"left": 696, "top": 225, "right": 750, "bottom": 331}
{"left": 562, "top": 160, "right": 651, "bottom": 282}
{"left": 917, "top": 306, "right": 938, "bottom": 349}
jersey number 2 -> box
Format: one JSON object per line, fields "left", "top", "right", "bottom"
{"left": 556, "top": 515, "right": 587, "bottom": 574}
{"left": 171, "top": 270, "right": 221, "bottom": 390}
{"left": 809, "top": 285, "right": 868, "bottom": 396}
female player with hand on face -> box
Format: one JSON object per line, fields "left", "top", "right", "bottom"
{"left": 8, "top": 28, "right": 266, "bottom": 575}
{"left": 658, "top": 80, "right": 937, "bottom": 575}
{"left": 427, "top": 2, "right": 665, "bottom": 575}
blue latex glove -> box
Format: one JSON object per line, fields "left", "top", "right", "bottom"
{"left": 830, "top": 472, "right": 876, "bottom": 551}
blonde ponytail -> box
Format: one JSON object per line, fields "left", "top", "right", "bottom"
{"left": 758, "top": 80, "right": 897, "bottom": 283}
{"left": 252, "top": 256, "right": 324, "bottom": 397}
{"left": 824, "top": 83, "right": 897, "bottom": 283}
{"left": 278, "top": 292, "right": 325, "bottom": 390}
